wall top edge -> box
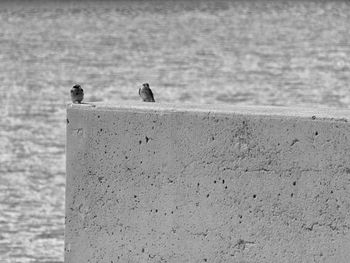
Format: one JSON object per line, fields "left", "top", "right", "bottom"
{"left": 66, "top": 101, "right": 350, "bottom": 122}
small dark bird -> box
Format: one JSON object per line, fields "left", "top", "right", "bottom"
{"left": 70, "top": 84, "right": 84, "bottom": 104}
{"left": 139, "top": 83, "right": 155, "bottom": 102}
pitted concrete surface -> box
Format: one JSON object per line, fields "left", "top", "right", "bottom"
{"left": 65, "top": 102, "right": 350, "bottom": 263}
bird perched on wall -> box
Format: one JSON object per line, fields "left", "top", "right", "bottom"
{"left": 70, "top": 84, "right": 84, "bottom": 104}
{"left": 139, "top": 83, "right": 155, "bottom": 102}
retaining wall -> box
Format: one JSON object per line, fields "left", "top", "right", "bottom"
{"left": 65, "top": 102, "right": 350, "bottom": 263}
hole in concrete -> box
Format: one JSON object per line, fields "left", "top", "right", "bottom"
{"left": 222, "top": 179, "right": 225, "bottom": 184}
{"left": 97, "top": 115, "right": 100, "bottom": 118}
{"left": 66, "top": 118, "right": 69, "bottom": 124}
{"left": 197, "top": 182, "right": 200, "bottom": 187}
{"left": 207, "top": 194, "right": 210, "bottom": 198}
{"left": 225, "top": 186, "right": 228, "bottom": 189}
{"left": 315, "top": 131, "right": 318, "bottom": 136}
{"left": 100, "top": 128, "right": 103, "bottom": 132}
{"left": 139, "top": 140, "right": 142, "bottom": 144}
{"left": 214, "top": 180, "right": 217, "bottom": 184}
{"left": 293, "top": 181, "right": 296, "bottom": 186}
{"left": 291, "top": 193, "right": 294, "bottom": 197}
{"left": 253, "top": 194, "right": 257, "bottom": 199}
{"left": 145, "top": 136, "right": 150, "bottom": 143}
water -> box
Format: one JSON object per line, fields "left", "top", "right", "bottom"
{"left": 1, "top": 1, "right": 350, "bottom": 262}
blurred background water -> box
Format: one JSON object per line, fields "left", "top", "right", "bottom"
{"left": 0, "top": 0, "right": 350, "bottom": 262}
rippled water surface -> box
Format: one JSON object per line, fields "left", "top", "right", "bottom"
{"left": 1, "top": 1, "right": 350, "bottom": 262}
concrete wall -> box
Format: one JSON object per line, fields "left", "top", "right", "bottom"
{"left": 65, "top": 102, "right": 350, "bottom": 263}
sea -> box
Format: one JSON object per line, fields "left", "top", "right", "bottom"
{"left": 0, "top": 0, "right": 350, "bottom": 262}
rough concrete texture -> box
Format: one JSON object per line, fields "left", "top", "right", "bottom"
{"left": 66, "top": 102, "right": 350, "bottom": 263}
